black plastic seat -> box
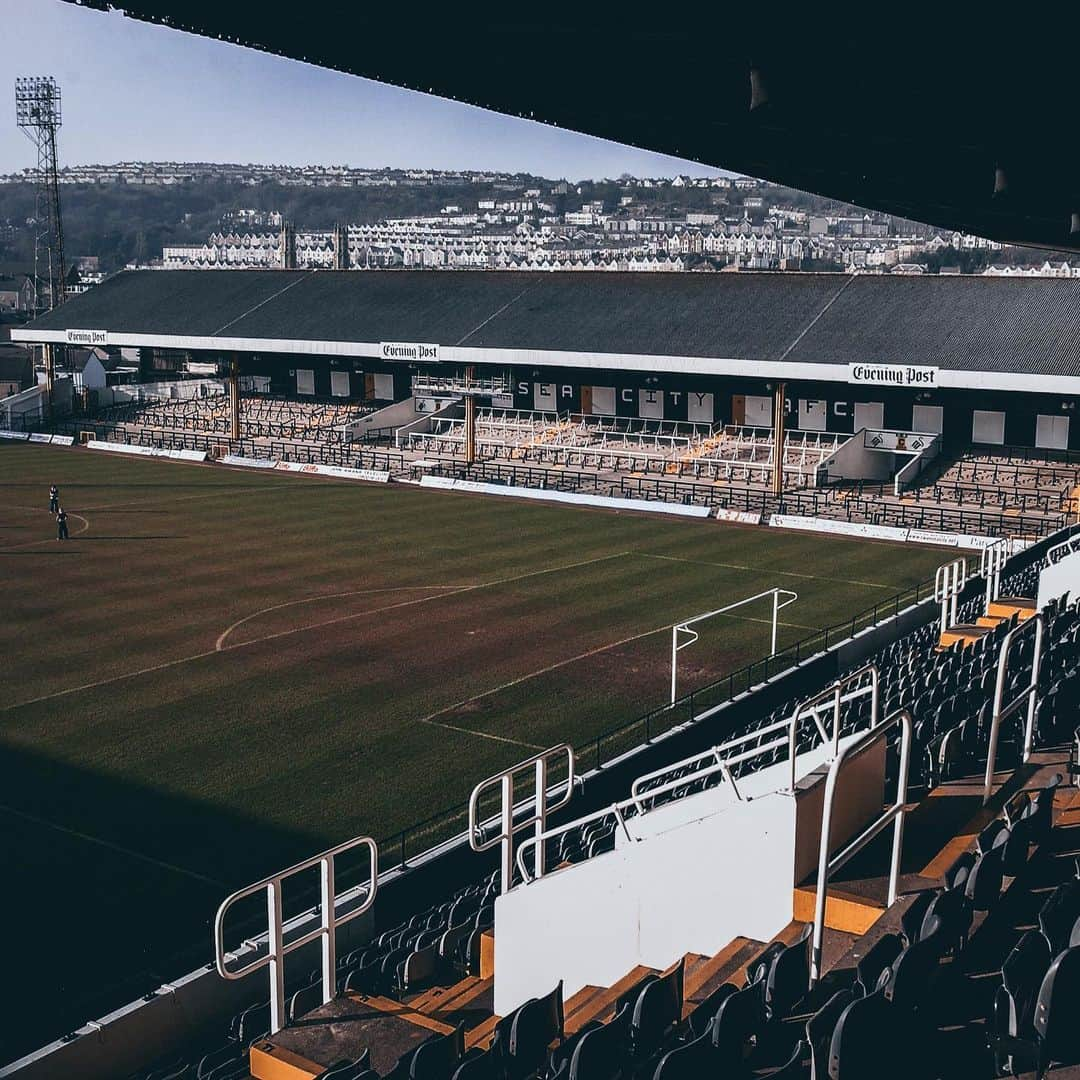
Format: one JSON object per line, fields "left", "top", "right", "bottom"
{"left": 992, "top": 930, "right": 1053, "bottom": 1077}
{"left": 410, "top": 1023, "right": 465, "bottom": 1080}
{"left": 807, "top": 990, "right": 853, "bottom": 1080}
{"left": 883, "top": 931, "right": 944, "bottom": 1011}
{"left": 828, "top": 990, "right": 911, "bottom": 1080}
{"left": 631, "top": 959, "right": 683, "bottom": 1059}
{"left": 965, "top": 846, "right": 1004, "bottom": 913}
{"left": 508, "top": 982, "right": 563, "bottom": 1079}
{"left": 686, "top": 982, "right": 736, "bottom": 1040}
{"left": 568, "top": 1003, "right": 631, "bottom": 1080}
{"left": 1039, "top": 881, "right": 1080, "bottom": 954}
{"left": 711, "top": 983, "right": 766, "bottom": 1069}
{"left": 853, "top": 933, "right": 903, "bottom": 999}
{"left": 899, "top": 890, "right": 938, "bottom": 946}
{"left": 765, "top": 923, "right": 812, "bottom": 1019}
{"left": 1031, "top": 946, "right": 1080, "bottom": 1076}
{"left": 449, "top": 1048, "right": 497, "bottom": 1080}
{"left": 651, "top": 1029, "right": 715, "bottom": 1080}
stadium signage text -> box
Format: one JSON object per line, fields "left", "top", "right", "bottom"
{"left": 380, "top": 341, "right": 439, "bottom": 362}
{"left": 66, "top": 328, "right": 108, "bottom": 346}
{"left": 847, "top": 363, "right": 938, "bottom": 387}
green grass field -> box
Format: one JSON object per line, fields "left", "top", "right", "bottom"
{"left": 0, "top": 443, "right": 946, "bottom": 1062}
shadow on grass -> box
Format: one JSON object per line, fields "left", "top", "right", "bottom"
{"left": 0, "top": 740, "right": 336, "bottom": 1067}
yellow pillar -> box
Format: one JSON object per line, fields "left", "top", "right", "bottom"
{"left": 229, "top": 356, "right": 241, "bottom": 441}
{"left": 772, "top": 381, "right": 786, "bottom": 497}
{"left": 464, "top": 366, "right": 477, "bottom": 465}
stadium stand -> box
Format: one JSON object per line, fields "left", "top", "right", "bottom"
{"left": 25, "top": 527, "right": 1064, "bottom": 1080}
{"left": 94, "top": 392, "right": 379, "bottom": 443}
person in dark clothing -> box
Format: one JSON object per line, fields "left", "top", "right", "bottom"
{"left": 56, "top": 507, "right": 69, "bottom": 541}
{"left": 49, "top": 485, "right": 59, "bottom": 513}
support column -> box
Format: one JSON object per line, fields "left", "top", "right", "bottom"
{"left": 772, "top": 381, "right": 786, "bottom": 498}
{"left": 229, "top": 356, "right": 241, "bottom": 442}
{"left": 464, "top": 365, "right": 477, "bottom": 466}
{"left": 43, "top": 343, "right": 55, "bottom": 414}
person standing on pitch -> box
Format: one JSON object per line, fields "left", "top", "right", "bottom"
{"left": 56, "top": 506, "right": 69, "bottom": 541}
{"left": 49, "top": 485, "right": 59, "bottom": 513}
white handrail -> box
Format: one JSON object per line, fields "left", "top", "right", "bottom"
{"left": 934, "top": 558, "right": 968, "bottom": 635}
{"left": 787, "top": 665, "right": 880, "bottom": 793}
{"left": 809, "top": 709, "right": 912, "bottom": 987}
{"left": 981, "top": 539, "right": 1010, "bottom": 611}
{"left": 213, "top": 835, "right": 377, "bottom": 1035}
{"left": 468, "top": 744, "right": 575, "bottom": 895}
{"left": 982, "top": 611, "right": 1044, "bottom": 805}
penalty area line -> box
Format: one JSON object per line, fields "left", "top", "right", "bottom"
{"left": 411, "top": 602, "right": 818, "bottom": 735}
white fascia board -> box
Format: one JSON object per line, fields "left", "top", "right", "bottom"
{"left": 10, "top": 328, "right": 1080, "bottom": 394}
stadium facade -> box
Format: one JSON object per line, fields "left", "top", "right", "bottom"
{"left": 13, "top": 269, "right": 1080, "bottom": 452}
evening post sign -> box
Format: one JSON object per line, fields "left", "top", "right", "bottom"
{"left": 65, "top": 329, "right": 108, "bottom": 346}
{"left": 380, "top": 342, "right": 439, "bottom": 362}
{"left": 847, "top": 363, "right": 938, "bottom": 387}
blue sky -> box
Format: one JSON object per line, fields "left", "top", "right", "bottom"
{"left": 1, "top": 1, "right": 730, "bottom": 180}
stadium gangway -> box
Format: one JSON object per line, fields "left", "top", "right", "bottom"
{"left": 516, "top": 665, "right": 882, "bottom": 885}
{"left": 982, "top": 610, "right": 1045, "bottom": 805}
{"left": 468, "top": 744, "right": 576, "bottom": 896}
{"left": 213, "top": 835, "right": 378, "bottom": 1035}
{"left": 809, "top": 708, "right": 912, "bottom": 986}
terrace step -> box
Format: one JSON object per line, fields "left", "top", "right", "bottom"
{"left": 251, "top": 993, "right": 454, "bottom": 1079}
{"left": 408, "top": 974, "right": 482, "bottom": 1014}
{"left": 987, "top": 596, "right": 1036, "bottom": 622}
{"left": 684, "top": 937, "right": 764, "bottom": 1006}
{"left": 938, "top": 624, "right": 992, "bottom": 650}
{"left": 565, "top": 964, "right": 659, "bottom": 1035}
{"left": 417, "top": 975, "right": 494, "bottom": 1025}
{"left": 793, "top": 884, "right": 886, "bottom": 935}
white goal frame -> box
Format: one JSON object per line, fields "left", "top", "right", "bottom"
{"left": 669, "top": 587, "right": 798, "bottom": 706}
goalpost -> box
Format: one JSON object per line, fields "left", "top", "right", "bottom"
{"left": 669, "top": 587, "right": 798, "bottom": 706}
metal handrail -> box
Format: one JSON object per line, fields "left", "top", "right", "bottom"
{"left": 213, "top": 835, "right": 377, "bottom": 1035}
{"left": 468, "top": 744, "right": 575, "bottom": 895}
{"left": 809, "top": 708, "right": 912, "bottom": 987}
{"left": 787, "top": 665, "right": 880, "bottom": 792}
{"left": 981, "top": 539, "right": 1010, "bottom": 610}
{"left": 934, "top": 557, "right": 968, "bottom": 635}
{"left": 982, "top": 611, "right": 1045, "bottom": 805}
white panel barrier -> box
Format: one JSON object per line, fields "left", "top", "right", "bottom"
{"left": 494, "top": 789, "right": 796, "bottom": 1017}
{"left": 88, "top": 440, "right": 206, "bottom": 462}
{"left": 275, "top": 461, "right": 390, "bottom": 483}
{"left": 769, "top": 514, "right": 1007, "bottom": 551}
{"left": 0, "top": 429, "right": 30, "bottom": 440}
{"left": 420, "top": 475, "right": 711, "bottom": 518}
{"left": 220, "top": 454, "right": 278, "bottom": 469}
{"left": 1038, "top": 543, "right": 1080, "bottom": 609}
{"left": 715, "top": 508, "right": 762, "bottom": 525}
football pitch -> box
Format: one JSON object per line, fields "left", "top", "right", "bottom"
{"left": 0, "top": 443, "right": 946, "bottom": 1060}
